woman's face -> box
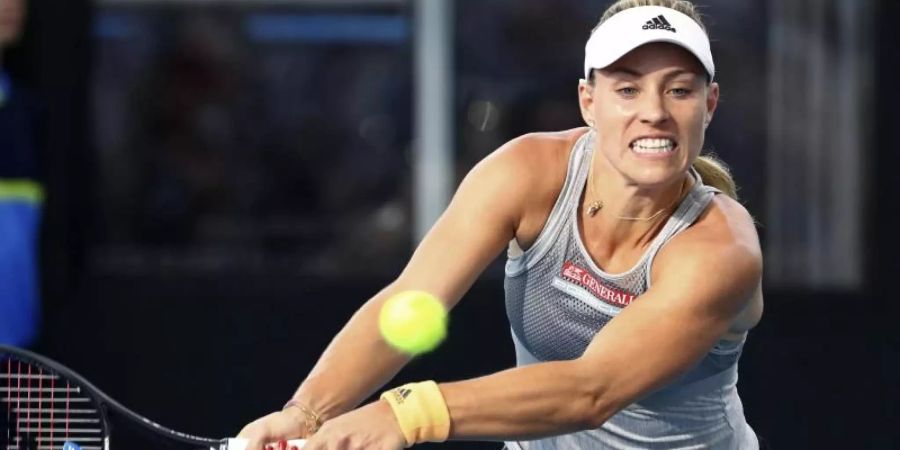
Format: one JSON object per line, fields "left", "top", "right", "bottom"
{"left": 579, "top": 42, "right": 719, "bottom": 188}
{"left": 0, "top": 0, "right": 25, "bottom": 48}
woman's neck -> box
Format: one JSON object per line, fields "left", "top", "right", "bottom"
{"left": 583, "top": 153, "right": 692, "bottom": 246}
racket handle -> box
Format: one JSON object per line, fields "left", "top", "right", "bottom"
{"left": 224, "top": 438, "right": 306, "bottom": 450}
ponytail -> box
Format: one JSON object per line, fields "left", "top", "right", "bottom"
{"left": 692, "top": 154, "right": 737, "bottom": 199}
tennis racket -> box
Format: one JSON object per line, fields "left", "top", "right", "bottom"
{"left": 0, "top": 344, "right": 305, "bottom": 450}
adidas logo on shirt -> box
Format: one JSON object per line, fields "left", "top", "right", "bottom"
{"left": 642, "top": 15, "right": 677, "bottom": 33}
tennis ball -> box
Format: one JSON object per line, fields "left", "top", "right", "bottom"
{"left": 379, "top": 291, "right": 448, "bottom": 355}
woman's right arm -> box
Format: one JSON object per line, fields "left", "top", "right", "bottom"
{"left": 237, "top": 133, "right": 563, "bottom": 446}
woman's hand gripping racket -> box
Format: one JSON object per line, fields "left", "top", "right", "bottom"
{"left": 0, "top": 344, "right": 305, "bottom": 450}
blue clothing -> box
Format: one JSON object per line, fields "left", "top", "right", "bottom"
{"left": 0, "top": 201, "right": 41, "bottom": 345}
{"left": 0, "top": 69, "right": 43, "bottom": 346}
{"left": 504, "top": 131, "right": 757, "bottom": 449}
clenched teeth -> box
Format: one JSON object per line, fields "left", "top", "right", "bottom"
{"left": 631, "top": 138, "right": 676, "bottom": 154}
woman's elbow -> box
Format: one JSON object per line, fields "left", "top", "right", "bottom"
{"left": 568, "top": 363, "right": 624, "bottom": 430}
{"left": 578, "top": 388, "right": 621, "bottom": 430}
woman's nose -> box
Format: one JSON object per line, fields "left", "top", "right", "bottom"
{"left": 637, "top": 93, "right": 671, "bottom": 125}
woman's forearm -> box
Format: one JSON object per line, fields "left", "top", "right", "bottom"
{"left": 440, "top": 359, "right": 617, "bottom": 441}
{"left": 290, "top": 285, "right": 413, "bottom": 421}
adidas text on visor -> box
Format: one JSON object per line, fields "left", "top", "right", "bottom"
{"left": 584, "top": 6, "right": 715, "bottom": 81}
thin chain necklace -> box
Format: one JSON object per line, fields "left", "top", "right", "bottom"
{"left": 584, "top": 147, "right": 686, "bottom": 221}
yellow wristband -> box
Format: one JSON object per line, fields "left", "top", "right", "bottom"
{"left": 380, "top": 381, "right": 451, "bottom": 447}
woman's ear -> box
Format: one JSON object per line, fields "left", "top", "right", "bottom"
{"left": 705, "top": 82, "right": 720, "bottom": 127}
{"left": 578, "top": 79, "right": 596, "bottom": 127}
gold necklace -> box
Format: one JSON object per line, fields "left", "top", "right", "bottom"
{"left": 584, "top": 148, "right": 686, "bottom": 221}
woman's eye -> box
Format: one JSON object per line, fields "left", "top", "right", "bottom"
{"left": 617, "top": 87, "right": 638, "bottom": 97}
{"left": 670, "top": 88, "right": 692, "bottom": 97}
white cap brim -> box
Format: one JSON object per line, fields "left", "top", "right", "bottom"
{"left": 584, "top": 6, "right": 715, "bottom": 80}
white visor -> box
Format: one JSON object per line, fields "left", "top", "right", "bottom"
{"left": 584, "top": 6, "right": 715, "bottom": 81}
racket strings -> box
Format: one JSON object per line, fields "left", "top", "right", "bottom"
{"left": 65, "top": 381, "right": 69, "bottom": 441}
{"left": 25, "top": 366, "right": 30, "bottom": 447}
{"left": 48, "top": 378, "right": 53, "bottom": 449}
{"left": 1, "top": 357, "right": 104, "bottom": 450}
{"left": 4, "top": 360, "right": 8, "bottom": 450}
{"left": 35, "top": 369, "right": 41, "bottom": 446}
{"left": 16, "top": 361, "right": 20, "bottom": 450}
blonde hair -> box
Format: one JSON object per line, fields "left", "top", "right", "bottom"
{"left": 693, "top": 154, "right": 737, "bottom": 199}
{"left": 595, "top": 0, "right": 738, "bottom": 199}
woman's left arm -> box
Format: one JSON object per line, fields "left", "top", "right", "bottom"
{"left": 443, "top": 220, "right": 762, "bottom": 440}
{"left": 304, "top": 202, "right": 762, "bottom": 447}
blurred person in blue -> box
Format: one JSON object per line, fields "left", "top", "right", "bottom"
{"left": 0, "top": 0, "right": 42, "bottom": 347}
{"left": 239, "top": 0, "right": 764, "bottom": 449}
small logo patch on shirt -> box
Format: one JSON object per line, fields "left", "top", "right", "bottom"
{"left": 561, "top": 261, "right": 637, "bottom": 307}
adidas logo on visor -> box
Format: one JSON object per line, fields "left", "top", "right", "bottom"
{"left": 642, "top": 15, "right": 676, "bottom": 33}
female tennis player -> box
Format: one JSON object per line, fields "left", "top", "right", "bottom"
{"left": 239, "top": 1, "right": 764, "bottom": 448}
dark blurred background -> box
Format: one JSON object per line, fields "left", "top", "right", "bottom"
{"left": 2, "top": 0, "right": 898, "bottom": 448}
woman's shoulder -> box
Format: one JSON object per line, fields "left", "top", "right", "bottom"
{"left": 483, "top": 128, "right": 587, "bottom": 179}
{"left": 464, "top": 128, "right": 588, "bottom": 246}
{"left": 695, "top": 195, "right": 759, "bottom": 247}
{"left": 660, "top": 194, "right": 761, "bottom": 275}
{"left": 500, "top": 127, "right": 587, "bottom": 157}
{"left": 653, "top": 194, "right": 763, "bottom": 332}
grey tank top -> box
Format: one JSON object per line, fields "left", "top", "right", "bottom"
{"left": 503, "top": 131, "right": 758, "bottom": 450}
